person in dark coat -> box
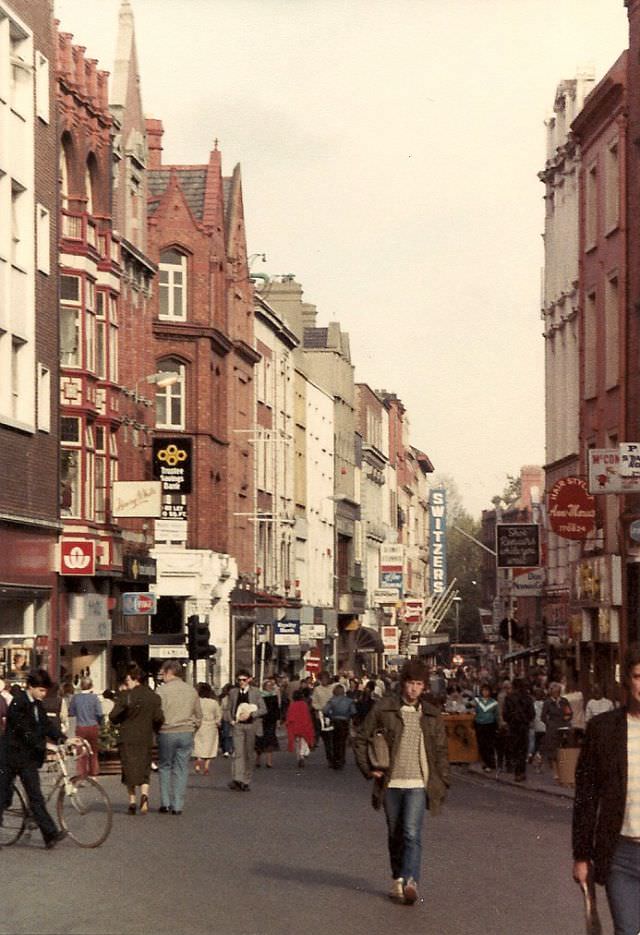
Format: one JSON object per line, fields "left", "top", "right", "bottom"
{"left": 110, "top": 663, "right": 163, "bottom": 815}
{"left": 0, "top": 669, "right": 66, "bottom": 848}
{"left": 255, "top": 678, "right": 280, "bottom": 769}
{"left": 573, "top": 643, "right": 640, "bottom": 935}
{"left": 502, "top": 678, "right": 535, "bottom": 782}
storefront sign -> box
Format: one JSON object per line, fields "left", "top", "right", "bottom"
{"left": 547, "top": 477, "right": 595, "bottom": 541}
{"left": 620, "top": 443, "right": 640, "bottom": 477}
{"left": 122, "top": 555, "right": 157, "bottom": 583}
{"left": 161, "top": 501, "right": 188, "bottom": 521}
{"left": 380, "top": 544, "right": 404, "bottom": 592}
{"left": 429, "top": 488, "right": 447, "bottom": 595}
{"left": 372, "top": 588, "right": 400, "bottom": 604}
{"left": 112, "top": 481, "right": 163, "bottom": 518}
{"left": 154, "top": 520, "right": 188, "bottom": 542}
{"left": 122, "top": 593, "right": 157, "bottom": 615}
{"left": 588, "top": 449, "right": 640, "bottom": 493}
{"left": 60, "top": 539, "right": 96, "bottom": 576}
{"left": 300, "top": 624, "right": 326, "bottom": 640}
{"left": 403, "top": 598, "right": 424, "bottom": 624}
{"left": 574, "top": 554, "right": 622, "bottom": 606}
{"left": 511, "top": 568, "right": 546, "bottom": 597}
{"left": 381, "top": 625, "right": 399, "bottom": 654}
{"left": 274, "top": 619, "right": 300, "bottom": 646}
{"left": 150, "top": 645, "right": 187, "bottom": 659}
{"left": 496, "top": 524, "right": 540, "bottom": 568}
{"left": 152, "top": 437, "right": 192, "bottom": 493}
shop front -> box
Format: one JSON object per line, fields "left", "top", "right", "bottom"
{"left": 65, "top": 591, "right": 112, "bottom": 692}
{"left": 0, "top": 523, "right": 58, "bottom": 684}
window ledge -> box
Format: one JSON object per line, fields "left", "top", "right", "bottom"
{"left": 0, "top": 414, "right": 35, "bottom": 435}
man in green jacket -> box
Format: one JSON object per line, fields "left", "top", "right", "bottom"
{"left": 354, "top": 659, "right": 450, "bottom": 905}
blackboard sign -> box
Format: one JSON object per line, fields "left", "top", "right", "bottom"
{"left": 496, "top": 523, "right": 540, "bottom": 569}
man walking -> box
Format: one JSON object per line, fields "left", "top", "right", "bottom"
{"left": 227, "top": 670, "right": 266, "bottom": 791}
{"left": 573, "top": 643, "right": 640, "bottom": 935}
{"left": 354, "top": 660, "right": 450, "bottom": 905}
{"left": 157, "top": 661, "right": 202, "bottom": 814}
{"left": 0, "top": 669, "right": 66, "bottom": 848}
{"left": 312, "top": 671, "right": 336, "bottom": 765}
{"left": 323, "top": 684, "right": 356, "bottom": 769}
{"left": 502, "top": 677, "right": 535, "bottom": 782}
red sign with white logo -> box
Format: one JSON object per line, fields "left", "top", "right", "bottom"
{"left": 60, "top": 539, "right": 96, "bottom": 576}
{"left": 305, "top": 650, "right": 322, "bottom": 673}
{"left": 547, "top": 477, "right": 596, "bottom": 541}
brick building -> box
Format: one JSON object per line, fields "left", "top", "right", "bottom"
{"left": 146, "top": 123, "right": 258, "bottom": 684}
{"left": 57, "top": 25, "right": 124, "bottom": 688}
{"left": 571, "top": 52, "right": 627, "bottom": 689}
{"left": 0, "top": 0, "right": 59, "bottom": 678}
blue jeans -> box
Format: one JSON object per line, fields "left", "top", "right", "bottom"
{"left": 383, "top": 787, "right": 426, "bottom": 883}
{"left": 158, "top": 732, "right": 193, "bottom": 812}
{"left": 607, "top": 837, "right": 640, "bottom": 935}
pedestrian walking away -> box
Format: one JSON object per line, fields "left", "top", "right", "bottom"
{"left": 502, "top": 677, "right": 535, "bottom": 782}
{"left": 68, "top": 678, "right": 103, "bottom": 777}
{"left": 286, "top": 690, "right": 316, "bottom": 768}
{"left": 323, "top": 684, "right": 356, "bottom": 769}
{"left": 255, "top": 678, "right": 280, "bottom": 769}
{"left": 354, "top": 659, "right": 450, "bottom": 906}
{"left": 0, "top": 668, "right": 67, "bottom": 849}
{"left": 110, "top": 663, "right": 164, "bottom": 815}
{"left": 157, "top": 660, "right": 202, "bottom": 813}
{"left": 573, "top": 642, "right": 640, "bottom": 935}
{"left": 227, "top": 670, "right": 266, "bottom": 791}
{"left": 192, "top": 683, "right": 221, "bottom": 775}
{"left": 311, "top": 671, "right": 336, "bottom": 763}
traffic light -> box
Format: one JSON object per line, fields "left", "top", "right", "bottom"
{"left": 187, "top": 615, "right": 211, "bottom": 659}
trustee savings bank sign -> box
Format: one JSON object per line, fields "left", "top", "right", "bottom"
{"left": 547, "top": 477, "right": 596, "bottom": 541}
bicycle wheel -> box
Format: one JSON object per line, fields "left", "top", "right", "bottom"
{"left": 57, "top": 776, "right": 112, "bottom": 848}
{"left": 0, "top": 784, "right": 27, "bottom": 846}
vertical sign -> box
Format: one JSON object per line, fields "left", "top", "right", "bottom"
{"left": 380, "top": 543, "right": 404, "bottom": 591}
{"left": 429, "top": 488, "right": 447, "bottom": 596}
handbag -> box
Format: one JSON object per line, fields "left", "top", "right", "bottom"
{"left": 368, "top": 730, "right": 390, "bottom": 771}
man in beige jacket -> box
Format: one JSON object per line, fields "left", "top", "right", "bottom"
{"left": 157, "top": 661, "right": 202, "bottom": 814}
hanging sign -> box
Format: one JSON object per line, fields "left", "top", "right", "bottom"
{"left": 496, "top": 524, "right": 540, "bottom": 568}
{"left": 152, "top": 438, "right": 192, "bottom": 493}
{"left": 547, "top": 477, "right": 595, "bottom": 541}
{"left": 429, "top": 488, "right": 447, "bottom": 595}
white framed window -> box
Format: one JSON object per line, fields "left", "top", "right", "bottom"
{"left": 95, "top": 291, "right": 106, "bottom": 378}
{"left": 36, "top": 203, "right": 50, "bottom": 274}
{"left": 60, "top": 447, "right": 81, "bottom": 517}
{"left": 37, "top": 363, "right": 50, "bottom": 432}
{"left": 155, "top": 358, "right": 185, "bottom": 429}
{"left": 159, "top": 248, "right": 187, "bottom": 320}
{"left": 108, "top": 323, "right": 118, "bottom": 382}
{"left": 11, "top": 179, "right": 27, "bottom": 268}
{"left": 605, "top": 139, "right": 619, "bottom": 234}
{"left": 86, "top": 309, "right": 95, "bottom": 372}
{"left": 35, "top": 51, "right": 49, "bottom": 124}
{"left": 60, "top": 276, "right": 82, "bottom": 369}
{"left": 585, "top": 162, "right": 598, "bottom": 251}
{"left": 9, "top": 24, "right": 32, "bottom": 119}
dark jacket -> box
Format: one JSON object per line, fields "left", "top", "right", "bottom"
{"left": 503, "top": 690, "right": 535, "bottom": 730}
{"left": 3, "top": 689, "right": 62, "bottom": 769}
{"left": 572, "top": 707, "right": 627, "bottom": 885}
{"left": 353, "top": 692, "right": 450, "bottom": 815}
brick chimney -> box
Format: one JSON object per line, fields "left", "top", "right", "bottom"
{"left": 146, "top": 118, "right": 164, "bottom": 169}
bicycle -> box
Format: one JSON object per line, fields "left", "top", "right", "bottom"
{"left": 0, "top": 738, "right": 113, "bottom": 848}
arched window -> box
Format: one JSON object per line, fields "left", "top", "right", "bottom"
{"left": 85, "top": 153, "right": 98, "bottom": 215}
{"left": 159, "top": 248, "right": 188, "bottom": 320}
{"left": 155, "top": 358, "right": 185, "bottom": 430}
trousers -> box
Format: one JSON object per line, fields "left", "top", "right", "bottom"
{"left": 231, "top": 722, "right": 259, "bottom": 786}
{"left": 158, "top": 732, "right": 193, "bottom": 812}
{"left": 607, "top": 836, "right": 640, "bottom": 935}
{"left": 0, "top": 763, "right": 58, "bottom": 842}
{"left": 383, "top": 786, "right": 426, "bottom": 883}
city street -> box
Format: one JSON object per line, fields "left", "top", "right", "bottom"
{"left": 1, "top": 750, "right": 611, "bottom": 935}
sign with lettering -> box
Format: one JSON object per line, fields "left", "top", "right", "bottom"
{"left": 122, "top": 593, "right": 157, "bottom": 615}
{"left": 588, "top": 449, "right": 640, "bottom": 494}
{"left": 496, "top": 524, "right": 540, "bottom": 569}
{"left": 429, "top": 488, "right": 447, "bottom": 595}
{"left": 620, "top": 443, "right": 640, "bottom": 477}
{"left": 152, "top": 437, "right": 192, "bottom": 493}
{"left": 381, "top": 625, "right": 399, "bottom": 654}
{"left": 547, "top": 477, "right": 595, "bottom": 541}
{"left": 112, "top": 481, "right": 163, "bottom": 518}
{"left": 274, "top": 619, "right": 300, "bottom": 646}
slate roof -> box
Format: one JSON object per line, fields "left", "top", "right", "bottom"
{"left": 303, "top": 327, "right": 328, "bottom": 348}
{"left": 147, "top": 168, "right": 207, "bottom": 220}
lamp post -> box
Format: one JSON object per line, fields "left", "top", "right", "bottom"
{"left": 128, "top": 370, "right": 180, "bottom": 405}
{"left": 453, "top": 595, "right": 462, "bottom": 648}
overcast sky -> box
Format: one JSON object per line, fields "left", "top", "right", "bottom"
{"left": 55, "top": 0, "right": 629, "bottom": 517}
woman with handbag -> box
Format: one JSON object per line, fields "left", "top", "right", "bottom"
{"left": 541, "top": 682, "right": 572, "bottom": 781}
{"left": 110, "top": 663, "right": 164, "bottom": 814}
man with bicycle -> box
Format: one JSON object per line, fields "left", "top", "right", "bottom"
{"left": 0, "top": 669, "right": 67, "bottom": 849}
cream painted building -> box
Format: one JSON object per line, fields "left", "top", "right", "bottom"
{"left": 540, "top": 72, "right": 594, "bottom": 596}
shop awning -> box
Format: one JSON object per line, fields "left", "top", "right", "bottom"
{"left": 503, "top": 645, "right": 547, "bottom": 662}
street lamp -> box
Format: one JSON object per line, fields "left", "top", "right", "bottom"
{"left": 127, "top": 371, "right": 180, "bottom": 405}
{"left": 453, "top": 595, "right": 462, "bottom": 648}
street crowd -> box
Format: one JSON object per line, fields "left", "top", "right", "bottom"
{"left": 4, "top": 652, "right": 640, "bottom": 931}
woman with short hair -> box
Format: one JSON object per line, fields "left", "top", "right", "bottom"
{"left": 68, "top": 677, "right": 103, "bottom": 778}
{"left": 110, "top": 664, "right": 164, "bottom": 814}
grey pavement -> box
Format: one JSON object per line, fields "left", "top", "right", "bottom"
{"left": 466, "top": 759, "right": 575, "bottom": 800}
{"left": 0, "top": 748, "right": 609, "bottom": 935}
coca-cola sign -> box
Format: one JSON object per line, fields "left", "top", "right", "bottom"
{"left": 548, "top": 477, "right": 595, "bottom": 541}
